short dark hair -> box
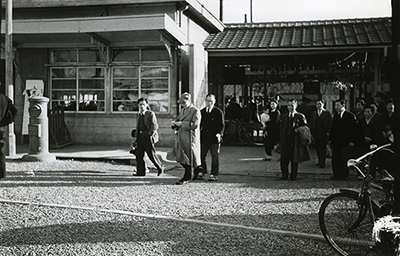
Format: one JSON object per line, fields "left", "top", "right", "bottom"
{"left": 206, "top": 93, "right": 216, "bottom": 100}
{"left": 137, "top": 98, "right": 148, "bottom": 104}
{"left": 334, "top": 99, "right": 346, "bottom": 105}
{"left": 356, "top": 98, "right": 365, "bottom": 106}
{"left": 316, "top": 99, "right": 324, "bottom": 104}
{"left": 287, "top": 98, "right": 297, "bottom": 104}
{"left": 375, "top": 91, "right": 386, "bottom": 99}
{"left": 269, "top": 98, "right": 278, "bottom": 105}
{"left": 364, "top": 104, "right": 374, "bottom": 112}
{"left": 386, "top": 98, "right": 394, "bottom": 105}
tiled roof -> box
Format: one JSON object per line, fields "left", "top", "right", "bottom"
{"left": 203, "top": 17, "right": 391, "bottom": 51}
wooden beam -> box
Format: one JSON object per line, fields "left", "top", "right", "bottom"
{"left": 1, "top": 14, "right": 186, "bottom": 44}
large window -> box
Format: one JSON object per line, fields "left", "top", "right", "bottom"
{"left": 50, "top": 48, "right": 170, "bottom": 113}
{"left": 112, "top": 66, "right": 169, "bottom": 113}
{"left": 51, "top": 67, "right": 106, "bottom": 111}
{"left": 112, "top": 67, "right": 139, "bottom": 112}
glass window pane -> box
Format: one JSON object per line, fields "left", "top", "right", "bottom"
{"left": 113, "top": 101, "right": 138, "bottom": 112}
{"left": 141, "top": 90, "right": 169, "bottom": 113}
{"left": 51, "top": 68, "right": 77, "bottom": 78}
{"left": 113, "top": 67, "right": 138, "bottom": 78}
{"left": 112, "top": 50, "right": 140, "bottom": 62}
{"left": 141, "top": 49, "right": 169, "bottom": 61}
{"left": 78, "top": 68, "right": 105, "bottom": 78}
{"left": 52, "top": 80, "right": 76, "bottom": 90}
{"left": 51, "top": 91, "right": 76, "bottom": 111}
{"left": 79, "top": 50, "right": 102, "bottom": 62}
{"left": 141, "top": 79, "right": 168, "bottom": 89}
{"left": 79, "top": 101, "right": 105, "bottom": 111}
{"left": 78, "top": 91, "right": 105, "bottom": 101}
{"left": 52, "top": 90, "right": 76, "bottom": 101}
{"left": 79, "top": 79, "right": 105, "bottom": 90}
{"left": 51, "top": 50, "right": 77, "bottom": 63}
{"left": 141, "top": 90, "right": 169, "bottom": 102}
{"left": 64, "top": 101, "right": 77, "bottom": 111}
{"left": 113, "top": 79, "right": 139, "bottom": 90}
{"left": 113, "top": 90, "right": 138, "bottom": 101}
{"left": 51, "top": 101, "right": 68, "bottom": 109}
{"left": 141, "top": 67, "right": 169, "bottom": 78}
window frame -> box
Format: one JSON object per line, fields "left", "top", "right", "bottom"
{"left": 49, "top": 48, "right": 171, "bottom": 114}
{"left": 50, "top": 66, "right": 107, "bottom": 112}
{"left": 111, "top": 65, "right": 170, "bottom": 113}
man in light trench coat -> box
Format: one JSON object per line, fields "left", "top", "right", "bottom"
{"left": 171, "top": 92, "right": 202, "bottom": 185}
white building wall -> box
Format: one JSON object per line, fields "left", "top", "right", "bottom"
{"left": 182, "top": 15, "right": 210, "bottom": 109}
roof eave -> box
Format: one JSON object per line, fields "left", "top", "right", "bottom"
{"left": 183, "top": 0, "right": 224, "bottom": 33}
{"left": 6, "top": 0, "right": 183, "bottom": 8}
{"left": 207, "top": 45, "right": 390, "bottom": 57}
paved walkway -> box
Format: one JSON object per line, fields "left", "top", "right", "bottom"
{"left": 9, "top": 143, "right": 344, "bottom": 179}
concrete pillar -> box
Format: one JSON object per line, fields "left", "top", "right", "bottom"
{"left": 22, "top": 97, "right": 56, "bottom": 162}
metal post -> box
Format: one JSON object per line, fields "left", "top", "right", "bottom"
{"left": 5, "top": 0, "right": 16, "bottom": 156}
{"left": 219, "top": 0, "right": 223, "bottom": 22}
{"left": 250, "top": 0, "right": 253, "bottom": 23}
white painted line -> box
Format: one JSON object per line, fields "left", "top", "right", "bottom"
{"left": 0, "top": 198, "right": 326, "bottom": 242}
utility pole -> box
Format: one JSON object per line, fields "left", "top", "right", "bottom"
{"left": 250, "top": 0, "right": 253, "bottom": 23}
{"left": 219, "top": 0, "right": 223, "bottom": 22}
{"left": 5, "top": 0, "right": 16, "bottom": 156}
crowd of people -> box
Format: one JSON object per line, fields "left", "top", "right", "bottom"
{"left": 257, "top": 92, "right": 400, "bottom": 182}
{"left": 133, "top": 92, "right": 225, "bottom": 185}
{"left": 132, "top": 91, "right": 400, "bottom": 187}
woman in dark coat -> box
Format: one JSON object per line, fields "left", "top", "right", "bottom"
{"left": 263, "top": 99, "right": 281, "bottom": 161}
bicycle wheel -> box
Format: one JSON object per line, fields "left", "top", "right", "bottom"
{"left": 319, "top": 192, "right": 377, "bottom": 256}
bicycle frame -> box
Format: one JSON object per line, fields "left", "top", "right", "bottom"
{"left": 346, "top": 143, "right": 395, "bottom": 221}
{"left": 319, "top": 144, "right": 396, "bottom": 255}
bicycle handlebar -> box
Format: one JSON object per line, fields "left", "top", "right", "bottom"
{"left": 353, "top": 143, "right": 393, "bottom": 163}
{"left": 347, "top": 143, "right": 394, "bottom": 178}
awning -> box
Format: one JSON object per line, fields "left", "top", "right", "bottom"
{"left": 2, "top": 14, "right": 186, "bottom": 48}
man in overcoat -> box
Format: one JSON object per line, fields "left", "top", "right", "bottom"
{"left": 280, "top": 99, "right": 310, "bottom": 180}
{"left": 198, "top": 94, "right": 225, "bottom": 181}
{"left": 133, "top": 98, "right": 164, "bottom": 176}
{"left": 310, "top": 99, "right": 332, "bottom": 168}
{"left": 329, "top": 99, "right": 358, "bottom": 180}
{"left": 171, "top": 92, "right": 202, "bottom": 185}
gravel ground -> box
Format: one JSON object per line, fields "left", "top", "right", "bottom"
{"left": 0, "top": 159, "right": 361, "bottom": 255}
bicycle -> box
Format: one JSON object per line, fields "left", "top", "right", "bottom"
{"left": 319, "top": 143, "right": 396, "bottom": 256}
{"left": 223, "top": 120, "right": 258, "bottom": 145}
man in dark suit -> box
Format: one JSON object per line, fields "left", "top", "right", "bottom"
{"left": 310, "top": 99, "right": 332, "bottom": 168}
{"left": 329, "top": 99, "right": 358, "bottom": 180}
{"left": 280, "top": 99, "right": 309, "bottom": 180}
{"left": 197, "top": 94, "right": 225, "bottom": 181}
{"left": 133, "top": 98, "right": 164, "bottom": 176}
{"left": 0, "top": 93, "right": 18, "bottom": 180}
